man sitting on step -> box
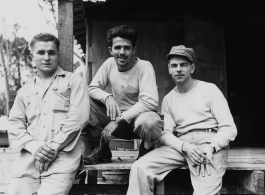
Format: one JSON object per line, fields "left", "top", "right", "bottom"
{"left": 83, "top": 24, "right": 163, "bottom": 165}
{"left": 127, "top": 45, "right": 237, "bottom": 195}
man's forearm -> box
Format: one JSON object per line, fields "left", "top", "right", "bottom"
{"left": 158, "top": 132, "right": 185, "bottom": 153}
{"left": 51, "top": 131, "right": 79, "bottom": 151}
{"left": 88, "top": 86, "right": 112, "bottom": 104}
{"left": 24, "top": 140, "right": 43, "bottom": 155}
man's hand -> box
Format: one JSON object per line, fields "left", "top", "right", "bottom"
{"left": 35, "top": 144, "right": 59, "bottom": 173}
{"left": 105, "top": 96, "right": 121, "bottom": 121}
{"left": 34, "top": 143, "right": 55, "bottom": 162}
{"left": 35, "top": 160, "right": 45, "bottom": 173}
{"left": 182, "top": 143, "right": 206, "bottom": 166}
{"left": 102, "top": 121, "right": 119, "bottom": 143}
{"left": 196, "top": 144, "right": 218, "bottom": 177}
{"left": 35, "top": 160, "right": 53, "bottom": 173}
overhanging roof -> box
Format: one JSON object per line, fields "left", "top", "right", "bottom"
{"left": 73, "top": 0, "right": 265, "bottom": 53}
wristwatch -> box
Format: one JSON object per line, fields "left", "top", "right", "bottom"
{"left": 206, "top": 142, "right": 216, "bottom": 153}
{"left": 116, "top": 115, "right": 127, "bottom": 124}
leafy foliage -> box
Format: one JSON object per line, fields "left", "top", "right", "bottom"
{"left": 0, "top": 35, "right": 33, "bottom": 115}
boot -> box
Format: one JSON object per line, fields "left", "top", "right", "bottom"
{"left": 136, "top": 141, "right": 153, "bottom": 160}
{"left": 84, "top": 137, "right": 112, "bottom": 165}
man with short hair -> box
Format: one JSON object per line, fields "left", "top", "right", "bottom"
{"left": 127, "top": 45, "right": 237, "bottom": 195}
{"left": 8, "top": 33, "right": 90, "bottom": 195}
{"left": 83, "top": 25, "right": 163, "bottom": 165}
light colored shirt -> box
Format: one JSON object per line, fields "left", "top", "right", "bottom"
{"left": 160, "top": 81, "right": 237, "bottom": 152}
{"left": 88, "top": 57, "right": 158, "bottom": 123}
{"left": 8, "top": 66, "right": 90, "bottom": 178}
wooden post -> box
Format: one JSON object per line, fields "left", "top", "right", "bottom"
{"left": 85, "top": 19, "right": 93, "bottom": 85}
{"left": 58, "top": 0, "right": 74, "bottom": 72}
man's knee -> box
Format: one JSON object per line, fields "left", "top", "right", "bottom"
{"left": 134, "top": 112, "right": 163, "bottom": 140}
{"left": 131, "top": 158, "right": 149, "bottom": 176}
{"left": 9, "top": 177, "right": 39, "bottom": 195}
{"left": 38, "top": 173, "right": 76, "bottom": 195}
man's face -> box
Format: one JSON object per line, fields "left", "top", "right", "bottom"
{"left": 31, "top": 41, "right": 59, "bottom": 77}
{"left": 168, "top": 56, "right": 195, "bottom": 85}
{"left": 108, "top": 37, "right": 136, "bottom": 70}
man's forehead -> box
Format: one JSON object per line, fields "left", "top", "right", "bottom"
{"left": 31, "top": 41, "right": 58, "bottom": 51}
{"left": 112, "top": 37, "right": 133, "bottom": 47}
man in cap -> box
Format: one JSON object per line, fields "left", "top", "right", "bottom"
{"left": 83, "top": 24, "right": 163, "bottom": 165}
{"left": 127, "top": 45, "right": 237, "bottom": 195}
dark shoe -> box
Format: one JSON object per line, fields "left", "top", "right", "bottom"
{"left": 136, "top": 141, "right": 153, "bottom": 160}
{"left": 84, "top": 139, "right": 112, "bottom": 165}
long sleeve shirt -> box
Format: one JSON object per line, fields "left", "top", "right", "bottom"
{"left": 88, "top": 57, "right": 158, "bottom": 123}
{"left": 159, "top": 81, "right": 237, "bottom": 152}
{"left": 8, "top": 66, "right": 90, "bottom": 178}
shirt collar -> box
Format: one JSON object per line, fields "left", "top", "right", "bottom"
{"left": 27, "top": 66, "right": 67, "bottom": 80}
{"left": 53, "top": 66, "right": 66, "bottom": 77}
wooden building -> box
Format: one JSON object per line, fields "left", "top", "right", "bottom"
{"left": 58, "top": 0, "right": 265, "bottom": 148}
{"left": 57, "top": 0, "right": 265, "bottom": 194}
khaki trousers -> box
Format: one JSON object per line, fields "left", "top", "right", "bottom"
{"left": 127, "top": 132, "right": 228, "bottom": 195}
{"left": 9, "top": 170, "right": 77, "bottom": 195}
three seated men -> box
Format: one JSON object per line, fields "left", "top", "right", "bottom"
{"left": 8, "top": 25, "right": 237, "bottom": 195}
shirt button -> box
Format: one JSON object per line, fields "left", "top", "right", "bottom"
{"left": 44, "top": 113, "right": 46, "bottom": 115}
{"left": 44, "top": 100, "right": 47, "bottom": 103}
{"left": 43, "top": 126, "right": 46, "bottom": 128}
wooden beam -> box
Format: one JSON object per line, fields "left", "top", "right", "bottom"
{"left": 85, "top": 19, "right": 93, "bottom": 85}
{"left": 74, "top": 27, "right": 86, "bottom": 33}
{"left": 58, "top": 0, "right": 74, "bottom": 72}
{"left": 74, "top": 23, "right": 86, "bottom": 31}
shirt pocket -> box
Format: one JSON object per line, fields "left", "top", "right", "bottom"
{"left": 25, "top": 91, "right": 39, "bottom": 124}
{"left": 52, "top": 87, "right": 71, "bottom": 113}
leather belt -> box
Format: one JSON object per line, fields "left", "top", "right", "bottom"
{"left": 177, "top": 128, "right": 217, "bottom": 137}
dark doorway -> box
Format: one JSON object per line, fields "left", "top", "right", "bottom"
{"left": 225, "top": 24, "right": 265, "bottom": 147}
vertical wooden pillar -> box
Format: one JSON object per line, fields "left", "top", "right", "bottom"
{"left": 58, "top": 0, "right": 74, "bottom": 72}
{"left": 85, "top": 19, "right": 93, "bottom": 85}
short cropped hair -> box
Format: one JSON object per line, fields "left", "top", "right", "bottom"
{"left": 30, "top": 33, "right": 60, "bottom": 51}
{"left": 107, "top": 25, "right": 138, "bottom": 48}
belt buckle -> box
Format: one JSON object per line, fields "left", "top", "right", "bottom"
{"left": 206, "top": 129, "right": 212, "bottom": 133}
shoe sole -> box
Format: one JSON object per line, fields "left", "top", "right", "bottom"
{"left": 85, "top": 158, "right": 112, "bottom": 165}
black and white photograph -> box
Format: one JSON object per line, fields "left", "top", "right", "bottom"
{"left": 0, "top": 0, "right": 265, "bottom": 195}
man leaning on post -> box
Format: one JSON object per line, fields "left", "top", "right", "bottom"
{"left": 127, "top": 45, "right": 237, "bottom": 195}
{"left": 8, "top": 33, "right": 90, "bottom": 195}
